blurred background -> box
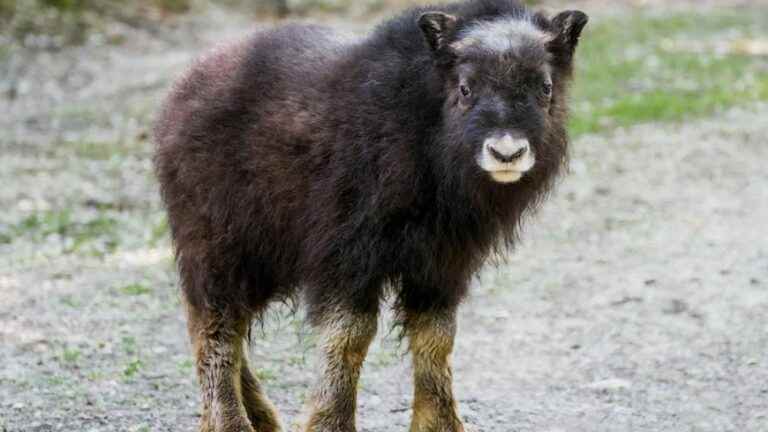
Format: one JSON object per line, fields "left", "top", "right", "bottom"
{"left": 1, "top": 1, "right": 767, "bottom": 431}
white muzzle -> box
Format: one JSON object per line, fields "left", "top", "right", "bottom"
{"left": 477, "top": 133, "right": 536, "bottom": 183}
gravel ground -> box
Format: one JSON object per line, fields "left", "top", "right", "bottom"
{"left": 1, "top": 4, "right": 767, "bottom": 432}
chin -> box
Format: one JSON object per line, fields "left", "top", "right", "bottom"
{"left": 488, "top": 170, "right": 525, "bottom": 183}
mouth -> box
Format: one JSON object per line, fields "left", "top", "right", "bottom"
{"left": 488, "top": 170, "right": 525, "bottom": 183}
{"left": 477, "top": 133, "right": 536, "bottom": 184}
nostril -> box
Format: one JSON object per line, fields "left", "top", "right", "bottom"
{"left": 509, "top": 147, "right": 527, "bottom": 160}
{"left": 489, "top": 145, "right": 527, "bottom": 163}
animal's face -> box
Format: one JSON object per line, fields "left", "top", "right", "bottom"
{"left": 448, "top": 43, "right": 550, "bottom": 184}
{"left": 419, "top": 9, "right": 588, "bottom": 184}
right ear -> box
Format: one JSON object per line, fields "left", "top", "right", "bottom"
{"left": 547, "top": 10, "right": 589, "bottom": 66}
{"left": 418, "top": 11, "right": 458, "bottom": 52}
{"left": 550, "top": 10, "right": 588, "bottom": 50}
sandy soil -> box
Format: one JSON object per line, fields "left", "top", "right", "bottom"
{"left": 1, "top": 4, "right": 767, "bottom": 432}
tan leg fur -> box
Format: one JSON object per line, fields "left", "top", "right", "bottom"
{"left": 241, "top": 360, "right": 282, "bottom": 431}
{"left": 304, "top": 311, "right": 378, "bottom": 432}
{"left": 187, "top": 305, "right": 282, "bottom": 432}
{"left": 405, "top": 309, "right": 465, "bottom": 432}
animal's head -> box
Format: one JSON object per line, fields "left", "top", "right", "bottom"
{"left": 418, "top": 7, "right": 588, "bottom": 185}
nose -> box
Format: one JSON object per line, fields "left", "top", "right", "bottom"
{"left": 487, "top": 135, "right": 529, "bottom": 163}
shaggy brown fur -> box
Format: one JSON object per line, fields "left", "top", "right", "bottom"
{"left": 153, "top": 0, "right": 587, "bottom": 430}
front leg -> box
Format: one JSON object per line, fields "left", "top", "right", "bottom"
{"left": 305, "top": 308, "right": 378, "bottom": 432}
{"left": 403, "top": 307, "right": 464, "bottom": 432}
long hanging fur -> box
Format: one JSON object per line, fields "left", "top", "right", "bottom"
{"left": 153, "top": 0, "right": 583, "bottom": 322}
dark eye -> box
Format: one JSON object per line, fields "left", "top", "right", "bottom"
{"left": 460, "top": 84, "right": 471, "bottom": 97}
{"left": 542, "top": 82, "right": 553, "bottom": 97}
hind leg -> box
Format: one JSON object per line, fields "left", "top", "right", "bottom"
{"left": 241, "top": 360, "right": 282, "bottom": 431}
{"left": 187, "top": 303, "right": 281, "bottom": 432}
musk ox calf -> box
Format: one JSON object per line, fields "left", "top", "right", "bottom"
{"left": 153, "top": 0, "right": 588, "bottom": 430}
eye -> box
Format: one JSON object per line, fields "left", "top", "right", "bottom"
{"left": 460, "top": 84, "right": 471, "bottom": 97}
{"left": 542, "top": 82, "right": 553, "bottom": 97}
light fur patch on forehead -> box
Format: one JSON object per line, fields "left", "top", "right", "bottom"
{"left": 453, "top": 16, "right": 552, "bottom": 54}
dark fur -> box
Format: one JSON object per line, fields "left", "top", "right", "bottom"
{"left": 154, "top": 0, "right": 586, "bottom": 429}
{"left": 155, "top": 0, "right": 584, "bottom": 319}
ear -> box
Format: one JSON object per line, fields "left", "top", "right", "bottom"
{"left": 418, "top": 11, "right": 458, "bottom": 52}
{"left": 549, "top": 10, "right": 589, "bottom": 54}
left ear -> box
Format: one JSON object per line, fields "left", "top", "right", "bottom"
{"left": 548, "top": 10, "right": 589, "bottom": 59}
{"left": 418, "top": 11, "right": 458, "bottom": 52}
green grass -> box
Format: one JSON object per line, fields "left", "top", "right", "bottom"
{"left": 121, "top": 336, "right": 137, "bottom": 355}
{"left": 46, "top": 375, "right": 69, "bottom": 386}
{"left": 2, "top": 0, "right": 190, "bottom": 45}
{"left": 39, "top": 0, "right": 87, "bottom": 11}
{"left": 123, "top": 358, "right": 143, "bottom": 378}
{"left": 570, "top": 10, "right": 768, "bottom": 136}
{"left": 61, "top": 347, "right": 82, "bottom": 364}
{"left": 60, "top": 295, "right": 81, "bottom": 308}
{"left": 254, "top": 367, "right": 277, "bottom": 382}
{"left": 176, "top": 358, "right": 194, "bottom": 374}
{"left": 148, "top": 216, "right": 169, "bottom": 246}
{"left": 0, "top": 44, "right": 9, "bottom": 63}
{"left": 2, "top": 209, "right": 120, "bottom": 256}
{"left": 86, "top": 370, "right": 106, "bottom": 381}
{"left": 153, "top": 0, "right": 191, "bottom": 13}
{"left": 66, "top": 140, "right": 124, "bottom": 160}
{"left": 0, "top": 0, "right": 14, "bottom": 18}
{"left": 120, "top": 282, "right": 152, "bottom": 296}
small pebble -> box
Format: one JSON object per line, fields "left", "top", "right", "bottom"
{"left": 587, "top": 378, "right": 632, "bottom": 392}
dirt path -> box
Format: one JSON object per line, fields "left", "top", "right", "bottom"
{"left": 2, "top": 7, "right": 767, "bottom": 432}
